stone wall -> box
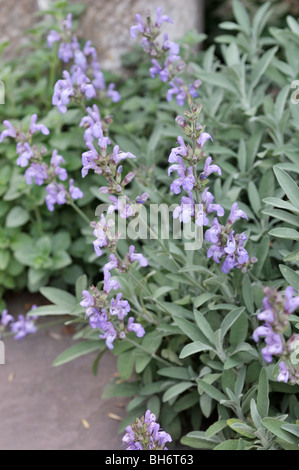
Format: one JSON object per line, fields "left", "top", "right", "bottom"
{"left": 0, "top": 0, "right": 203, "bottom": 69}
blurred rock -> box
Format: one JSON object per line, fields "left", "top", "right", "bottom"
{"left": 0, "top": 0, "right": 204, "bottom": 69}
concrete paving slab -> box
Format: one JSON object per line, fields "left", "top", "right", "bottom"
{"left": 0, "top": 292, "right": 126, "bottom": 450}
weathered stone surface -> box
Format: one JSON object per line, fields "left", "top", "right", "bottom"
{"left": 0, "top": 292, "right": 127, "bottom": 450}
{"left": 0, "top": 0, "right": 203, "bottom": 69}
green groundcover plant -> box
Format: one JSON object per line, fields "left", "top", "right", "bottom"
{"left": 1, "top": 0, "right": 299, "bottom": 450}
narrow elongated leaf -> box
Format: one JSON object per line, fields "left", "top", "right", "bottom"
{"left": 274, "top": 167, "right": 299, "bottom": 210}
{"left": 197, "top": 379, "right": 227, "bottom": 403}
{"left": 220, "top": 307, "right": 245, "bottom": 341}
{"left": 279, "top": 265, "right": 299, "bottom": 291}
{"left": 53, "top": 341, "right": 102, "bottom": 367}
{"left": 162, "top": 382, "right": 194, "bottom": 403}
{"left": 262, "top": 418, "right": 299, "bottom": 445}
{"left": 180, "top": 341, "right": 214, "bottom": 359}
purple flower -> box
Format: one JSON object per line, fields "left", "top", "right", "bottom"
{"left": 80, "top": 290, "right": 95, "bottom": 309}
{"left": 261, "top": 332, "right": 284, "bottom": 363}
{"left": 205, "top": 218, "right": 222, "bottom": 244}
{"left": 104, "top": 254, "right": 119, "bottom": 274}
{"left": 69, "top": 179, "right": 83, "bottom": 200}
{"left": 200, "top": 156, "right": 222, "bottom": 180}
{"left": 197, "top": 132, "right": 213, "bottom": 148}
{"left": 0, "top": 120, "right": 17, "bottom": 142}
{"left": 122, "top": 410, "right": 172, "bottom": 450}
{"left": 136, "top": 193, "right": 149, "bottom": 205}
{"left": 127, "top": 317, "right": 145, "bottom": 338}
{"left": 228, "top": 203, "right": 248, "bottom": 225}
{"left": 81, "top": 142, "right": 100, "bottom": 178}
{"left": 130, "top": 14, "right": 146, "bottom": 38}
{"left": 93, "top": 216, "right": 110, "bottom": 257}
{"left": 277, "top": 362, "right": 290, "bottom": 383}
{"left": 202, "top": 188, "right": 225, "bottom": 218}
{"left": 99, "top": 321, "right": 118, "bottom": 350}
{"left": 1, "top": 310, "right": 13, "bottom": 327}
{"left": 107, "top": 83, "right": 121, "bottom": 103}
{"left": 207, "top": 244, "right": 225, "bottom": 264}
{"left": 103, "top": 270, "right": 121, "bottom": 294}
{"left": 108, "top": 196, "right": 135, "bottom": 219}
{"left": 50, "top": 150, "right": 68, "bottom": 181}
{"left": 129, "top": 246, "right": 148, "bottom": 267}
{"left": 92, "top": 61, "right": 106, "bottom": 90}
{"left": 80, "top": 105, "right": 102, "bottom": 143}
{"left": 189, "top": 80, "right": 202, "bottom": 98}
{"left": 222, "top": 254, "right": 237, "bottom": 274}
{"left": 257, "top": 298, "right": 276, "bottom": 323}
{"left": 47, "top": 30, "right": 61, "bottom": 48}
{"left": 173, "top": 196, "right": 195, "bottom": 224}
{"left": 58, "top": 42, "right": 74, "bottom": 63}
{"left": 155, "top": 7, "right": 174, "bottom": 27}
{"left": 167, "top": 78, "right": 187, "bottom": 106}
{"left": 110, "top": 294, "right": 131, "bottom": 321}
{"left": 284, "top": 286, "right": 299, "bottom": 315}
{"left": 10, "top": 314, "right": 37, "bottom": 340}
{"left": 53, "top": 71, "right": 75, "bottom": 114}
{"left": 45, "top": 182, "right": 67, "bottom": 212}
{"left": 169, "top": 157, "right": 195, "bottom": 195}
{"left": 169, "top": 136, "right": 188, "bottom": 163}
{"left": 111, "top": 146, "right": 137, "bottom": 166}
{"left": 24, "top": 163, "right": 48, "bottom": 186}
{"left": 29, "top": 114, "right": 50, "bottom": 136}
{"left": 16, "top": 142, "right": 34, "bottom": 167}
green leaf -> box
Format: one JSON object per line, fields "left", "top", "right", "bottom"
{"left": 281, "top": 423, "right": 299, "bottom": 438}
{"left": 53, "top": 341, "right": 103, "bottom": 367}
{"left": 162, "top": 382, "right": 194, "bottom": 403}
{"left": 157, "top": 367, "right": 191, "bottom": 381}
{"left": 214, "top": 439, "right": 253, "bottom": 450}
{"left": 274, "top": 167, "right": 299, "bottom": 210}
{"left": 172, "top": 316, "right": 208, "bottom": 343}
{"left": 232, "top": 0, "right": 251, "bottom": 34}
{"left": 253, "top": 236, "right": 270, "bottom": 278}
{"left": 117, "top": 351, "right": 135, "bottom": 380}
{"left": 181, "top": 432, "right": 218, "bottom": 450}
{"left": 220, "top": 307, "right": 245, "bottom": 342}
{"left": 263, "top": 197, "right": 299, "bottom": 213}
{"left": 269, "top": 228, "right": 299, "bottom": 241}
{"left": 229, "top": 313, "right": 248, "bottom": 346}
{"left": 227, "top": 419, "right": 256, "bottom": 439}
{"left": 29, "top": 305, "right": 73, "bottom": 316}
{"left": 205, "top": 420, "right": 228, "bottom": 438}
{"left": 6, "top": 206, "right": 30, "bottom": 228}
{"left": 279, "top": 265, "right": 299, "bottom": 291}
{"left": 248, "top": 181, "right": 261, "bottom": 215}
{"left": 75, "top": 275, "right": 88, "bottom": 301}
{"left": 180, "top": 341, "right": 214, "bottom": 359}
{"left": 262, "top": 418, "right": 299, "bottom": 445}
{"left": 0, "top": 250, "right": 10, "bottom": 271}
{"left": 40, "top": 287, "right": 76, "bottom": 309}
{"left": 194, "top": 310, "right": 216, "bottom": 345}
{"left": 251, "top": 47, "right": 278, "bottom": 90}
{"left": 102, "top": 382, "right": 140, "bottom": 399}
{"left": 197, "top": 379, "right": 227, "bottom": 403}
{"left": 242, "top": 275, "right": 254, "bottom": 314}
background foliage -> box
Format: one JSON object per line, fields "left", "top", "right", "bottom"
{"left": 0, "top": 0, "right": 299, "bottom": 450}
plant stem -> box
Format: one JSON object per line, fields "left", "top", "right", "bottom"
{"left": 68, "top": 199, "right": 91, "bottom": 225}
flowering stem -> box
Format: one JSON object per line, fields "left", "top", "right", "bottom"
{"left": 124, "top": 336, "right": 173, "bottom": 367}
{"left": 68, "top": 199, "right": 91, "bottom": 225}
